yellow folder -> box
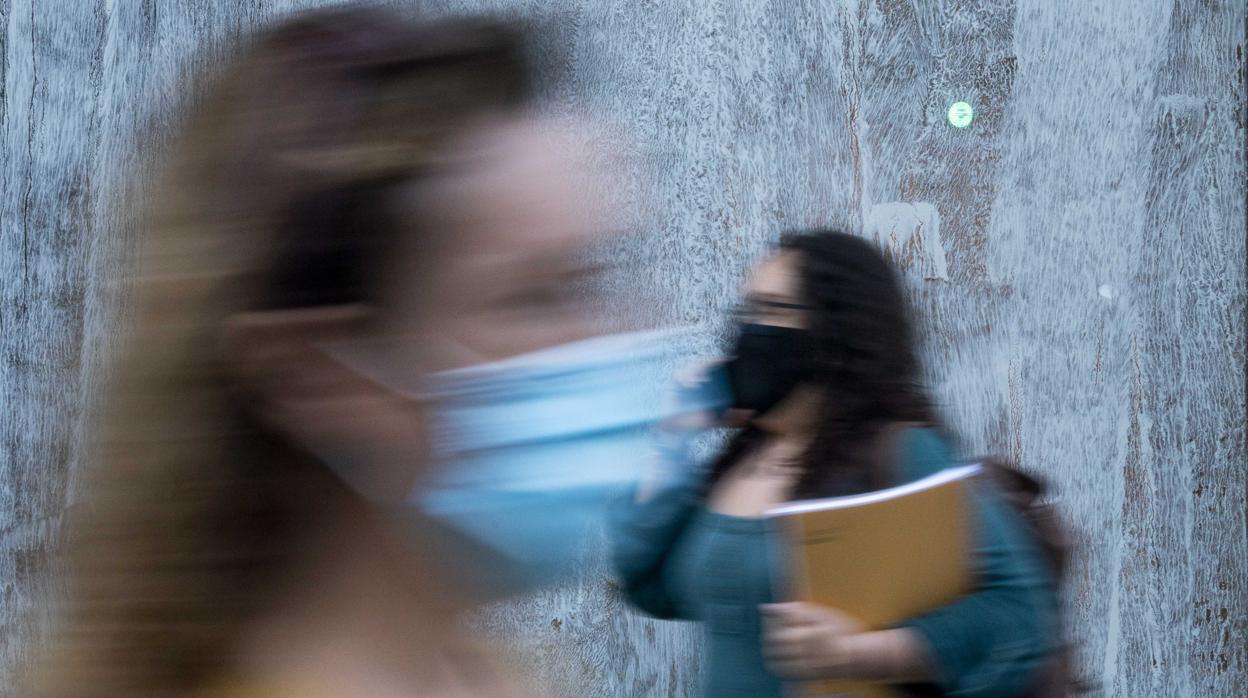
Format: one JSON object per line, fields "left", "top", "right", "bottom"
{"left": 766, "top": 464, "right": 980, "bottom": 698}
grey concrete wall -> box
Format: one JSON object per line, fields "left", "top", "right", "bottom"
{"left": 1, "top": 1, "right": 1243, "bottom": 696}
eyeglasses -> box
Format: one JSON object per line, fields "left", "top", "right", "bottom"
{"left": 731, "top": 296, "right": 810, "bottom": 324}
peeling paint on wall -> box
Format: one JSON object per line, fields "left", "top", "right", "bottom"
{"left": 866, "top": 201, "right": 948, "bottom": 281}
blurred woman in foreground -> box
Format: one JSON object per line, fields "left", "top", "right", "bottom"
{"left": 29, "top": 8, "right": 629, "bottom": 697}
{"left": 612, "top": 231, "right": 1058, "bottom": 697}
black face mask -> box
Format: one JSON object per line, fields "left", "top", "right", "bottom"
{"left": 725, "top": 323, "right": 808, "bottom": 413}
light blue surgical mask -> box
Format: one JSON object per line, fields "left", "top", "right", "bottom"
{"left": 310, "top": 328, "right": 729, "bottom": 597}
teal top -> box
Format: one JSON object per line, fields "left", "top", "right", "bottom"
{"left": 609, "top": 427, "right": 1058, "bottom": 697}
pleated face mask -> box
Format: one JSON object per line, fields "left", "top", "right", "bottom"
{"left": 310, "top": 327, "right": 729, "bottom": 597}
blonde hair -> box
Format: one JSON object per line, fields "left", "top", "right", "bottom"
{"left": 27, "top": 8, "right": 531, "bottom": 696}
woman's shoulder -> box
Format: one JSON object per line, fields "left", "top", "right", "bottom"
{"left": 892, "top": 423, "right": 955, "bottom": 483}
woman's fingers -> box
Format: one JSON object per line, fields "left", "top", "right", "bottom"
{"left": 762, "top": 627, "right": 817, "bottom": 657}
{"left": 674, "top": 357, "right": 725, "bottom": 387}
{"left": 760, "top": 603, "right": 867, "bottom": 680}
{"left": 761, "top": 606, "right": 825, "bottom": 676}
{"left": 763, "top": 628, "right": 826, "bottom": 680}
{"left": 760, "top": 602, "right": 829, "bottom": 628}
{"left": 765, "top": 602, "right": 862, "bottom": 632}
{"left": 763, "top": 643, "right": 832, "bottom": 680}
{"left": 660, "top": 357, "right": 730, "bottom": 432}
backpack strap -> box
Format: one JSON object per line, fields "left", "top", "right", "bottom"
{"left": 976, "top": 457, "right": 1089, "bottom": 696}
{"left": 977, "top": 457, "right": 1070, "bottom": 579}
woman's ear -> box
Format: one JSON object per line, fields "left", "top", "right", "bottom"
{"left": 218, "top": 304, "right": 380, "bottom": 406}
{"left": 217, "top": 304, "right": 427, "bottom": 500}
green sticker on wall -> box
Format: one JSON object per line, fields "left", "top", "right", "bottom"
{"left": 947, "top": 101, "right": 974, "bottom": 128}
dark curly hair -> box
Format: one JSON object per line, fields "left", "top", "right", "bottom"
{"left": 709, "top": 230, "right": 942, "bottom": 499}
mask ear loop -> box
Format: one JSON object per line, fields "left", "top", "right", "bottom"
{"left": 217, "top": 304, "right": 383, "bottom": 418}
{"left": 217, "top": 306, "right": 433, "bottom": 502}
{"left": 311, "top": 332, "right": 438, "bottom": 401}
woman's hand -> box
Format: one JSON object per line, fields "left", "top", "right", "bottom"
{"left": 760, "top": 602, "right": 866, "bottom": 680}
{"left": 761, "top": 602, "right": 937, "bottom": 683}
{"left": 659, "top": 357, "right": 752, "bottom": 432}
{"left": 657, "top": 358, "right": 727, "bottom": 432}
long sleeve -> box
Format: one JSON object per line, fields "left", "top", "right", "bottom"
{"left": 609, "top": 367, "right": 729, "bottom": 619}
{"left": 894, "top": 430, "right": 1059, "bottom": 697}
{"left": 607, "top": 427, "right": 703, "bottom": 620}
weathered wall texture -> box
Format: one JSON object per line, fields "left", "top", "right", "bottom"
{"left": 1, "top": 1, "right": 1243, "bottom": 696}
